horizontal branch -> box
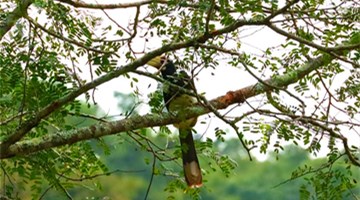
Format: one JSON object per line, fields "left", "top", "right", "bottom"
{"left": 56, "top": 0, "right": 168, "bottom": 9}
{"left": 0, "top": 54, "right": 333, "bottom": 159}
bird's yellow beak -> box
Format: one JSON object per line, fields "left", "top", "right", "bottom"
{"left": 146, "top": 56, "right": 163, "bottom": 69}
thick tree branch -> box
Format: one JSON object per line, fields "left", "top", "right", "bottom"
{"left": 0, "top": 54, "right": 335, "bottom": 159}
{"left": 0, "top": 0, "right": 33, "bottom": 40}
{"left": 56, "top": 0, "right": 168, "bottom": 9}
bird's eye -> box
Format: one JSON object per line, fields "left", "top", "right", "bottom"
{"left": 160, "top": 56, "right": 167, "bottom": 64}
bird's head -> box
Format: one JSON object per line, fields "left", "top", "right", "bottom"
{"left": 147, "top": 55, "right": 168, "bottom": 69}
{"left": 147, "top": 55, "right": 177, "bottom": 77}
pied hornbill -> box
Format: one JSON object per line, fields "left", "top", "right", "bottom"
{"left": 147, "top": 55, "right": 202, "bottom": 188}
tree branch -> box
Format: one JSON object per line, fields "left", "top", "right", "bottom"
{"left": 0, "top": 0, "right": 33, "bottom": 40}
{"left": 56, "top": 169, "right": 145, "bottom": 181}
{"left": 266, "top": 23, "right": 360, "bottom": 67}
{"left": 56, "top": 0, "right": 168, "bottom": 9}
{"left": 25, "top": 16, "right": 115, "bottom": 55}
{"left": 0, "top": 18, "right": 265, "bottom": 155}
{"left": 264, "top": 0, "right": 300, "bottom": 21}
{"left": 0, "top": 53, "right": 336, "bottom": 159}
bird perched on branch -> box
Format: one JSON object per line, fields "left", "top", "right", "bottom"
{"left": 147, "top": 55, "right": 202, "bottom": 188}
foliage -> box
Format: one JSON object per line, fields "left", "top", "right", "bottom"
{"left": 7, "top": 133, "right": 360, "bottom": 199}
{"left": 0, "top": 0, "right": 360, "bottom": 199}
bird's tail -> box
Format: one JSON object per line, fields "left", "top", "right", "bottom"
{"left": 179, "top": 128, "right": 202, "bottom": 188}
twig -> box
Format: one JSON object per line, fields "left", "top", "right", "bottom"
{"left": 315, "top": 69, "right": 339, "bottom": 101}
{"left": 67, "top": 112, "right": 108, "bottom": 122}
{"left": 25, "top": 16, "right": 117, "bottom": 55}
{"left": 18, "top": 22, "right": 36, "bottom": 124}
{"left": 264, "top": 0, "right": 300, "bottom": 21}
{"left": 128, "top": 131, "right": 176, "bottom": 162}
{"left": 0, "top": 112, "right": 27, "bottom": 126}
{"left": 38, "top": 185, "right": 54, "bottom": 200}
{"left": 266, "top": 23, "right": 359, "bottom": 67}
{"left": 199, "top": 43, "right": 306, "bottom": 113}
{"left": 273, "top": 153, "right": 344, "bottom": 188}
{"left": 197, "top": 92, "right": 253, "bottom": 161}
{"left": 57, "top": 169, "right": 145, "bottom": 181}
{"left": 144, "top": 154, "right": 156, "bottom": 200}
{"left": 253, "top": 107, "right": 360, "bottom": 167}
{"left": 204, "top": 0, "right": 215, "bottom": 34}
{"left": 97, "top": 0, "right": 131, "bottom": 36}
